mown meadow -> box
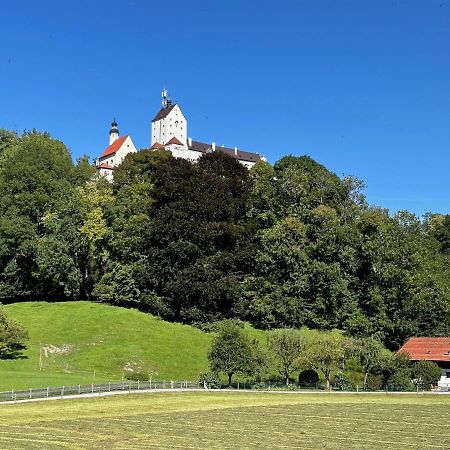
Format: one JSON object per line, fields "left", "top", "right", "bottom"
{"left": 0, "top": 391, "right": 449, "bottom": 449}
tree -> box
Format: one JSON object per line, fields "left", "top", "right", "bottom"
{"left": 0, "top": 308, "right": 28, "bottom": 359}
{"left": 307, "top": 332, "right": 344, "bottom": 389}
{"left": 0, "top": 131, "right": 77, "bottom": 300}
{"left": 384, "top": 353, "right": 413, "bottom": 391}
{"left": 268, "top": 328, "right": 305, "bottom": 385}
{"left": 352, "top": 337, "right": 386, "bottom": 390}
{"left": 208, "top": 320, "right": 254, "bottom": 385}
{"left": 413, "top": 360, "right": 442, "bottom": 390}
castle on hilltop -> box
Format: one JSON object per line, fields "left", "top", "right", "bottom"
{"left": 96, "top": 89, "right": 263, "bottom": 181}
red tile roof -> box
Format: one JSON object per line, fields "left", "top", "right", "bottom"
{"left": 97, "top": 163, "right": 114, "bottom": 170}
{"left": 398, "top": 337, "right": 450, "bottom": 362}
{"left": 166, "top": 137, "right": 183, "bottom": 146}
{"left": 100, "top": 135, "right": 128, "bottom": 158}
{"left": 151, "top": 142, "right": 165, "bottom": 150}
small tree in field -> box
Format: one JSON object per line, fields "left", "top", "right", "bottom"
{"left": 0, "top": 309, "right": 28, "bottom": 359}
{"left": 353, "top": 337, "right": 386, "bottom": 390}
{"left": 208, "top": 320, "right": 253, "bottom": 386}
{"left": 307, "top": 332, "right": 344, "bottom": 390}
{"left": 268, "top": 328, "right": 305, "bottom": 385}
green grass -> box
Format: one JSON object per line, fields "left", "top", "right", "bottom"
{"left": 0, "top": 391, "right": 449, "bottom": 449}
{"left": 0, "top": 302, "right": 212, "bottom": 390}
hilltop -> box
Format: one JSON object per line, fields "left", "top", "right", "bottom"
{"left": 0, "top": 302, "right": 212, "bottom": 390}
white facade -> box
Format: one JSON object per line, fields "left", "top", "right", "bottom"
{"left": 438, "top": 369, "right": 450, "bottom": 390}
{"left": 150, "top": 91, "right": 262, "bottom": 169}
{"left": 151, "top": 104, "right": 188, "bottom": 147}
{"left": 97, "top": 135, "right": 137, "bottom": 167}
{"left": 167, "top": 144, "right": 202, "bottom": 162}
{"left": 96, "top": 121, "right": 138, "bottom": 181}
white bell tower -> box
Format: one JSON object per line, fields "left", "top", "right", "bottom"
{"left": 151, "top": 89, "right": 188, "bottom": 147}
{"left": 109, "top": 119, "right": 119, "bottom": 145}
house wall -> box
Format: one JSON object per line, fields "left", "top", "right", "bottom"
{"left": 98, "top": 136, "right": 137, "bottom": 167}
{"left": 437, "top": 361, "right": 450, "bottom": 390}
{"left": 98, "top": 167, "right": 114, "bottom": 182}
{"left": 115, "top": 136, "right": 137, "bottom": 164}
{"left": 166, "top": 145, "right": 257, "bottom": 168}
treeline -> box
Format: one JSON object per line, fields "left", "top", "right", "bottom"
{"left": 205, "top": 321, "right": 442, "bottom": 390}
{"left": 0, "top": 129, "right": 449, "bottom": 348}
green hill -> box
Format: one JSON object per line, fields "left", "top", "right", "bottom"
{"left": 0, "top": 302, "right": 213, "bottom": 391}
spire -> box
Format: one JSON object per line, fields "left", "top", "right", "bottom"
{"left": 162, "top": 88, "right": 172, "bottom": 108}
{"left": 109, "top": 119, "right": 119, "bottom": 145}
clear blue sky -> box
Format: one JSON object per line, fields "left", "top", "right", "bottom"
{"left": 1, "top": 0, "right": 449, "bottom": 216}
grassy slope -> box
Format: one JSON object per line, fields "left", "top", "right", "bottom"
{"left": 0, "top": 392, "right": 449, "bottom": 449}
{"left": 0, "top": 302, "right": 212, "bottom": 390}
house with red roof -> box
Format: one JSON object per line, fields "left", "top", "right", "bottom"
{"left": 398, "top": 337, "right": 450, "bottom": 390}
{"left": 95, "top": 120, "right": 137, "bottom": 181}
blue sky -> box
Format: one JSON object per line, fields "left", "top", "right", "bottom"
{"left": 1, "top": 0, "right": 449, "bottom": 216}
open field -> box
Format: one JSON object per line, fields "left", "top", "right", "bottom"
{"left": 0, "top": 391, "right": 449, "bottom": 449}
{"left": 0, "top": 302, "right": 212, "bottom": 390}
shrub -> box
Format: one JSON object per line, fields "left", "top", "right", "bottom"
{"left": 413, "top": 360, "right": 442, "bottom": 390}
{"left": 333, "top": 371, "right": 353, "bottom": 391}
{"left": 366, "top": 373, "right": 383, "bottom": 390}
{"left": 198, "top": 372, "right": 221, "bottom": 389}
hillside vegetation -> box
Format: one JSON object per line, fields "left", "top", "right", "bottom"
{"left": 0, "top": 129, "right": 449, "bottom": 349}
{"left": 0, "top": 302, "right": 212, "bottom": 390}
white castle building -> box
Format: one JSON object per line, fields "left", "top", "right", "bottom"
{"left": 96, "top": 90, "right": 263, "bottom": 179}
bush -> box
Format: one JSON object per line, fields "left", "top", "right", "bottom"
{"left": 387, "top": 371, "right": 414, "bottom": 391}
{"left": 298, "top": 369, "right": 319, "bottom": 386}
{"left": 198, "top": 372, "right": 221, "bottom": 389}
{"left": 413, "top": 360, "right": 442, "bottom": 390}
{"left": 366, "top": 373, "right": 383, "bottom": 391}
{"left": 125, "top": 372, "right": 151, "bottom": 381}
{"left": 333, "top": 371, "right": 353, "bottom": 391}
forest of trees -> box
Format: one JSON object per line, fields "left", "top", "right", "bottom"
{"left": 0, "top": 129, "right": 449, "bottom": 349}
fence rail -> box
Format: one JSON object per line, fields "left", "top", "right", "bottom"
{"left": 0, "top": 379, "right": 446, "bottom": 403}
{"left": 0, "top": 380, "right": 199, "bottom": 402}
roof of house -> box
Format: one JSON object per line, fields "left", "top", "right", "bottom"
{"left": 398, "top": 337, "right": 450, "bottom": 362}
{"left": 97, "top": 163, "right": 114, "bottom": 170}
{"left": 100, "top": 135, "right": 128, "bottom": 158}
{"left": 152, "top": 104, "right": 177, "bottom": 122}
{"left": 189, "top": 140, "right": 261, "bottom": 163}
{"left": 151, "top": 142, "right": 166, "bottom": 150}
{"left": 166, "top": 137, "right": 184, "bottom": 146}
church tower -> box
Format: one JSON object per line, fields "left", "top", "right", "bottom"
{"left": 151, "top": 89, "right": 187, "bottom": 147}
{"left": 109, "top": 119, "right": 119, "bottom": 145}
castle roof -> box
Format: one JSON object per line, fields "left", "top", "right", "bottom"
{"left": 152, "top": 104, "right": 177, "bottom": 122}
{"left": 189, "top": 140, "right": 261, "bottom": 163}
{"left": 98, "top": 163, "right": 114, "bottom": 170}
{"left": 151, "top": 142, "right": 165, "bottom": 150}
{"left": 100, "top": 135, "right": 129, "bottom": 158}
{"left": 398, "top": 337, "right": 450, "bottom": 362}
{"left": 166, "top": 137, "right": 184, "bottom": 146}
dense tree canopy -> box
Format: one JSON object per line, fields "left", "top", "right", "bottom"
{"left": 0, "top": 128, "right": 448, "bottom": 348}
